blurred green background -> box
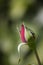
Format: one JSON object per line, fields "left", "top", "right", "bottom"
{"left": 0, "top": 0, "right": 43, "bottom": 65}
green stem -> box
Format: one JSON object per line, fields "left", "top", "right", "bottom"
{"left": 34, "top": 49, "right": 41, "bottom": 65}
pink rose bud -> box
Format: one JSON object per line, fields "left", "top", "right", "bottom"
{"left": 20, "top": 24, "right": 27, "bottom": 42}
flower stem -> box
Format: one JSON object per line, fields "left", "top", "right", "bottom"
{"left": 34, "top": 49, "right": 41, "bottom": 65}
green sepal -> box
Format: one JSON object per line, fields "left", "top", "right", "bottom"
{"left": 28, "top": 36, "right": 36, "bottom": 50}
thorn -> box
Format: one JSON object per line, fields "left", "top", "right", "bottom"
{"left": 18, "top": 58, "right": 21, "bottom": 64}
